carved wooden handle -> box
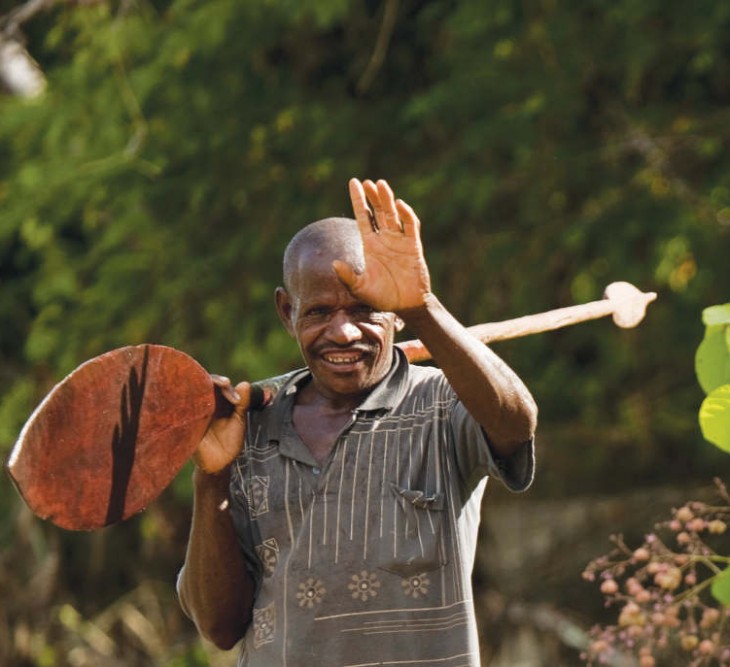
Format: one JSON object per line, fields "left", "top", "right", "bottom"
{"left": 397, "top": 282, "right": 657, "bottom": 364}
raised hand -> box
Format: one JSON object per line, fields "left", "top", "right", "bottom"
{"left": 333, "top": 178, "right": 432, "bottom": 314}
{"left": 194, "top": 376, "right": 251, "bottom": 474}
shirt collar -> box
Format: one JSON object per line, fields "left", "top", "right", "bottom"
{"left": 356, "top": 348, "right": 410, "bottom": 412}
{"left": 264, "top": 347, "right": 410, "bottom": 443}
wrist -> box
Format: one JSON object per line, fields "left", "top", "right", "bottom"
{"left": 396, "top": 292, "right": 442, "bottom": 324}
{"left": 193, "top": 466, "right": 233, "bottom": 516}
{"left": 193, "top": 464, "right": 231, "bottom": 490}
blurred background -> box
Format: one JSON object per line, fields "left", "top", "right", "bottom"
{"left": 1, "top": 0, "right": 729, "bottom": 664}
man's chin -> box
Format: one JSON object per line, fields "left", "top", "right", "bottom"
{"left": 311, "top": 368, "right": 376, "bottom": 400}
{"left": 307, "top": 353, "right": 391, "bottom": 400}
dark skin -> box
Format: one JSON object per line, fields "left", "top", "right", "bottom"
{"left": 177, "top": 177, "right": 538, "bottom": 648}
{"left": 274, "top": 240, "right": 405, "bottom": 464}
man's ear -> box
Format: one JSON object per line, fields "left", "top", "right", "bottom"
{"left": 275, "top": 287, "right": 296, "bottom": 336}
{"left": 394, "top": 316, "right": 405, "bottom": 332}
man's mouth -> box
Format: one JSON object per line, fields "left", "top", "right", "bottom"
{"left": 322, "top": 351, "right": 367, "bottom": 365}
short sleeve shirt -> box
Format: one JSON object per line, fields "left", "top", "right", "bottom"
{"left": 229, "top": 350, "right": 534, "bottom": 667}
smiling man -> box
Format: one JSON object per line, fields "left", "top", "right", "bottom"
{"left": 177, "top": 178, "right": 538, "bottom": 666}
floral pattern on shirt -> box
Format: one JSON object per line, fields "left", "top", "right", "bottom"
{"left": 402, "top": 573, "right": 430, "bottom": 598}
{"left": 248, "top": 475, "right": 270, "bottom": 517}
{"left": 255, "top": 537, "right": 279, "bottom": 577}
{"left": 253, "top": 602, "right": 276, "bottom": 648}
{"left": 348, "top": 570, "right": 381, "bottom": 602}
{"left": 296, "top": 577, "right": 326, "bottom": 608}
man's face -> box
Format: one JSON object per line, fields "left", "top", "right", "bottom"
{"left": 276, "top": 254, "right": 400, "bottom": 404}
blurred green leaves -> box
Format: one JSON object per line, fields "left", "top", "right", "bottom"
{"left": 712, "top": 566, "right": 730, "bottom": 607}
{"left": 1, "top": 0, "right": 730, "bottom": 662}
{"left": 697, "top": 304, "right": 730, "bottom": 453}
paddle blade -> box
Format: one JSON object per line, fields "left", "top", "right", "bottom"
{"left": 6, "top": 345, "right": 215, "bottom": 530}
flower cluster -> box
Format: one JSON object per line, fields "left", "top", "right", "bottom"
{"left": 582, "top": 479, "right": 730, "bottom": 667}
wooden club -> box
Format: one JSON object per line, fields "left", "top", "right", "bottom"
{"left": 396, "top": 281, "right": 657, "bottom": 363}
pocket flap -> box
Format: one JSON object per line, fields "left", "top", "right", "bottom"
{"left": 391, "top": 484, "right": 445, "bottom": 511}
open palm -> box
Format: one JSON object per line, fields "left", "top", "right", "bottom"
{"left": 333, "top": 178, "right": 432, "bottom": 313}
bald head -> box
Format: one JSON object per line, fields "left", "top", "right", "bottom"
{"left": 283, "top": 217, "right": 364, "bottom": 295}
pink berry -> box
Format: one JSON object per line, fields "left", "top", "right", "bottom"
{"left": 601, "top": 579, "right": 619, "bottom": 595}
{"left": 698, "top": 639, "right": 715, "bottom": 656}
{"left": 655, "top": 567, "right": 682, "bottom": 591}
{"left": 675, "top": 507, "right": 694, "bottom": 523}
{"left": 626, "top": 577, "right": 643, "bottom": 595}
{"left": 688, "top": 518, "right": 706, "bottom": 532}
{"left": 591, "top": 639, "right": 609, "bottom": 654}
{"left": 700, "top": 608, "right": 721, "bottom": 628}
{"left": 708, "top": 520, "right": 727, "bottom": 535}
{"left": 635, "top": 589, "right": 651, "bottom": 603}
{"left": 633, "top": 547, "right": 650, "bottom": 561}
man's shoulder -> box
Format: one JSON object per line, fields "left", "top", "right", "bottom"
{"left": 405, "top": 361, "right": 443, "bottom": 380}
{"left": 390, "top": 361, "right": 456, "bottom": 412}
{"left": 403, "top": 361, "right": 449, "bottom": 390}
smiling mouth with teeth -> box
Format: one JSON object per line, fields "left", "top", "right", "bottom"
{"left": 323, "top": 352, "right": 365, "bottom": 365}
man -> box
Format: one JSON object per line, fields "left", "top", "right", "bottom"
{"left": 177, "top": 178, "right": 537, "bottom": 666}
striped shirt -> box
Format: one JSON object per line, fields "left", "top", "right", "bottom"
{"left": 229, "top": 350, "right": 534, "bottom": 666}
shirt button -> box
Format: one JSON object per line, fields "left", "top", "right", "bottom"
{"left": 312, "top": 467, "right": 320, "bottom": 475}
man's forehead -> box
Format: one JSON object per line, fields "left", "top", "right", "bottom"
{"left": 288, "top": 238, "right": 363, "bottom": 294}
{"left": 290, "top": 258, "right": 351, "bottom": 300}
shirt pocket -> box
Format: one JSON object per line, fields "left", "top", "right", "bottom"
{"left": 378, "top": 483, "right": 449, "bottom": 577}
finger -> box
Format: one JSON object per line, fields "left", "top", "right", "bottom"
{"left": 348, "top": 178, "right": 377, "bottom": 236}
{"left": 210, "top": 374, "right": 241, "bottom": 403}
{"left": 332, "top": 258, "right": 360, "bottom": 292}
{"left": 376, "top": 179, "right": 403, "bottom": 232}
{"left": 220, "top": 385, "right": 241, "bottom": 405}
{"left": 396, "top": 198, "right": 420, "bottom": 238}
{"left": 232, "top": 381, "right": 252, "bottom": 416}
{"left": 362, "top": 179, "right": 385, "bottom": 230}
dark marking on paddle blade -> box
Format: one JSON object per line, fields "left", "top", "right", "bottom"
{"left": 105, "top": 345, "right": 149, "bottom": 525}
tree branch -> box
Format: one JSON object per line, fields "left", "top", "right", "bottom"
{"left": 356, "top": 0, "right": 399, "bottom": 96}
{"left": 0, "top": 0, "right": 58, "bottom": 97}
{"left": 0, "top": 0, "right": 58, "bottom": 37}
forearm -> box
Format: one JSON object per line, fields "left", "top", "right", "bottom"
{"left": 399, "top": 294, "right": 537, "bottom": 457}
{"left": 178, "top": 467, "right": 255, "bottom": 650}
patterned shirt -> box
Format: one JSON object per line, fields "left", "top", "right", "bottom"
{"left": 229, "top": 350, "right": 534, "bottom": 666}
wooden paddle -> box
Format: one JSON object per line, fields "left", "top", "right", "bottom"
{"left": 6, "top": 345, "right": 215, "bottom": 530}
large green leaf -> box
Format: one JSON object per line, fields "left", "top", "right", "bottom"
{"left": 699, "top": 385, "right": 730, "bottom": 453}
{"left": 696, "top": 328, "right": 730, "bottom": 395}
{"left": 703, "top": 304, "right": 730, "bottom": 327}
{"left": 712, "top": 567, "right": 730, "bottom": 607}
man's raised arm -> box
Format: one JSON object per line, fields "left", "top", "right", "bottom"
{"left": 336, "top": 178, "right": 537, "bottom": 458}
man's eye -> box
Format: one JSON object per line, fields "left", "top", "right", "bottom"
{"left": 352, "top": 306, "right": 379, "bottom": 320}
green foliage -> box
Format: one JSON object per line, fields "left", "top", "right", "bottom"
{"left": 711, "top": 566, "right": 730, "bottom": 607}
{"left": 697, "top": 305, "right": 730, "bottom": 453}
{"left": 700, "top": 385, "right": 730, "bottom": 453}
{"left": 696, "top": 326, "right": 730, "bottom": 394}
{"left": 3, "top": 0, "right": 730, "bottom": 662}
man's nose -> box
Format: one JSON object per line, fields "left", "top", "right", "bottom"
{"left": 327, "top": 310, "right": 363, "bottom": 344}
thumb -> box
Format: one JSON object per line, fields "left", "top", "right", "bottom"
{"left": 332, "top": 259, "right": 359, "bottom": 290}
{"left": 232, "top": 381, "right": 252, "bottom": 417}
